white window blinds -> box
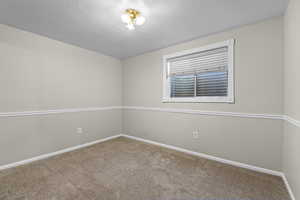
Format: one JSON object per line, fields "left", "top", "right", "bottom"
{"left": 168, "top": 47, "right": 228, "bottom": 76}
{"left": 167, "top": 46, "right": 229, "bottom": 98}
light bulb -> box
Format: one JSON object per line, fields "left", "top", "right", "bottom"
{"left": 135, "top": 16, "right": 145, "bottom": 25}
{"left": 126, "top": 23, "right": 135, "bottom": 30}
{"left": 121, "top": 14, "right": 131, "bottom": 24}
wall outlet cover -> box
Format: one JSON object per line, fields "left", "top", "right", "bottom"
{"left": 193, "top": 131, "right": 199, "bottom": 138}
{"left": 77, "top": 128, "right": 83, "bottom": 134}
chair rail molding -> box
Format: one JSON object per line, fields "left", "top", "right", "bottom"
{"left": 1, "top": 106, "right": 299, "bottom": 129}
{"left": 123, "top": 106, "right": 283, "bottom": 120}
{"left": 0, "top": 106, "right": 122, "bottom": 117}
{"left": 284, "top": 115, "right": 300, "bottom": 128}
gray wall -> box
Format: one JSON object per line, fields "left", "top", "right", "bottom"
{"left": 283, "top": 0, "right": 300, "bottom": 198}
{"left": 0, "top": 15, "right": 291, "bottom": 179}
{"left": 0, "top": 24, "right": 122, "bottom": 166}
{"left": 123, "top": 17, "right": 284, "bottom": 171}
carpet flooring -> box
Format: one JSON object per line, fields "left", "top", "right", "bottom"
{"left": 0, "top": 137, "right": 290, "bottom": 200}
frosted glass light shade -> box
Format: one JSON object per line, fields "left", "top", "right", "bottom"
{"left": 126, "top": 23, "right": 135, "bottom": 30}
{"left": 121, "top": 14, "right": 131, "bottom": 23}
{"left": 135, "top": 16, "right": 145, "bottom": 25}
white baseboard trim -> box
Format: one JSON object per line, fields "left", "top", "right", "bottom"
{"left": 121, "top": 134, "right": 283, "bottom": 177}
{"left": 0, "top": 133, "right": 295, "bottom": 200}
{"left": 0, "top": 133, "right": 282, "bottom": 176}
{"left": 122, "top": 134, "right": 297, "bottom": 200}
{"left": 2, "top": 132, "right": 283, "bottom": 176}
{"left": 0, "top": 134, "right": 122, "bottom": 171}
{"left": 282, "top": 174, "right": 296, "bottom": 200}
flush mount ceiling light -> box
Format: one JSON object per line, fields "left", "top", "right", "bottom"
{"left": 121, "top": 8, "right": 146, "bottom": 30}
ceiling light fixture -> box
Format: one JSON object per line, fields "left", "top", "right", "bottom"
{"left": 121, "top": 8, "right": 145, "bottom": 30}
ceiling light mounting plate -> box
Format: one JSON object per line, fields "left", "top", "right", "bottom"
{"left": 126, "top": 8, "right": 141, "bottom": 19}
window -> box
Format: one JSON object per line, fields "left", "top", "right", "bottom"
{"left": 163, "top": 39, "right": 234, "bottom": 103}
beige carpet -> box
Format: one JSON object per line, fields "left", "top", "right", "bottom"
{"left": 0, "top": 137, "right": 290, "bottom": 200}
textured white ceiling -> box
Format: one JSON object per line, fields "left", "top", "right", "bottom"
{"left": 0, "top": 0, "right": 288, "bottom": 59}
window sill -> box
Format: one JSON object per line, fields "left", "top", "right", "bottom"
{"left": 162, "top": 97, "right": 234, "bottom": 103}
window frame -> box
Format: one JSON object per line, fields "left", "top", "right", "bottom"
{"left": 162, "top": 39, "right": 235, "bottom": 103}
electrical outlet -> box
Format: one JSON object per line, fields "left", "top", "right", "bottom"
{"left": 77, "top": 128, "right": 83, "bottom": 134}
{"left": 192, "top": 130, "right": 199, "bottom": 139}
